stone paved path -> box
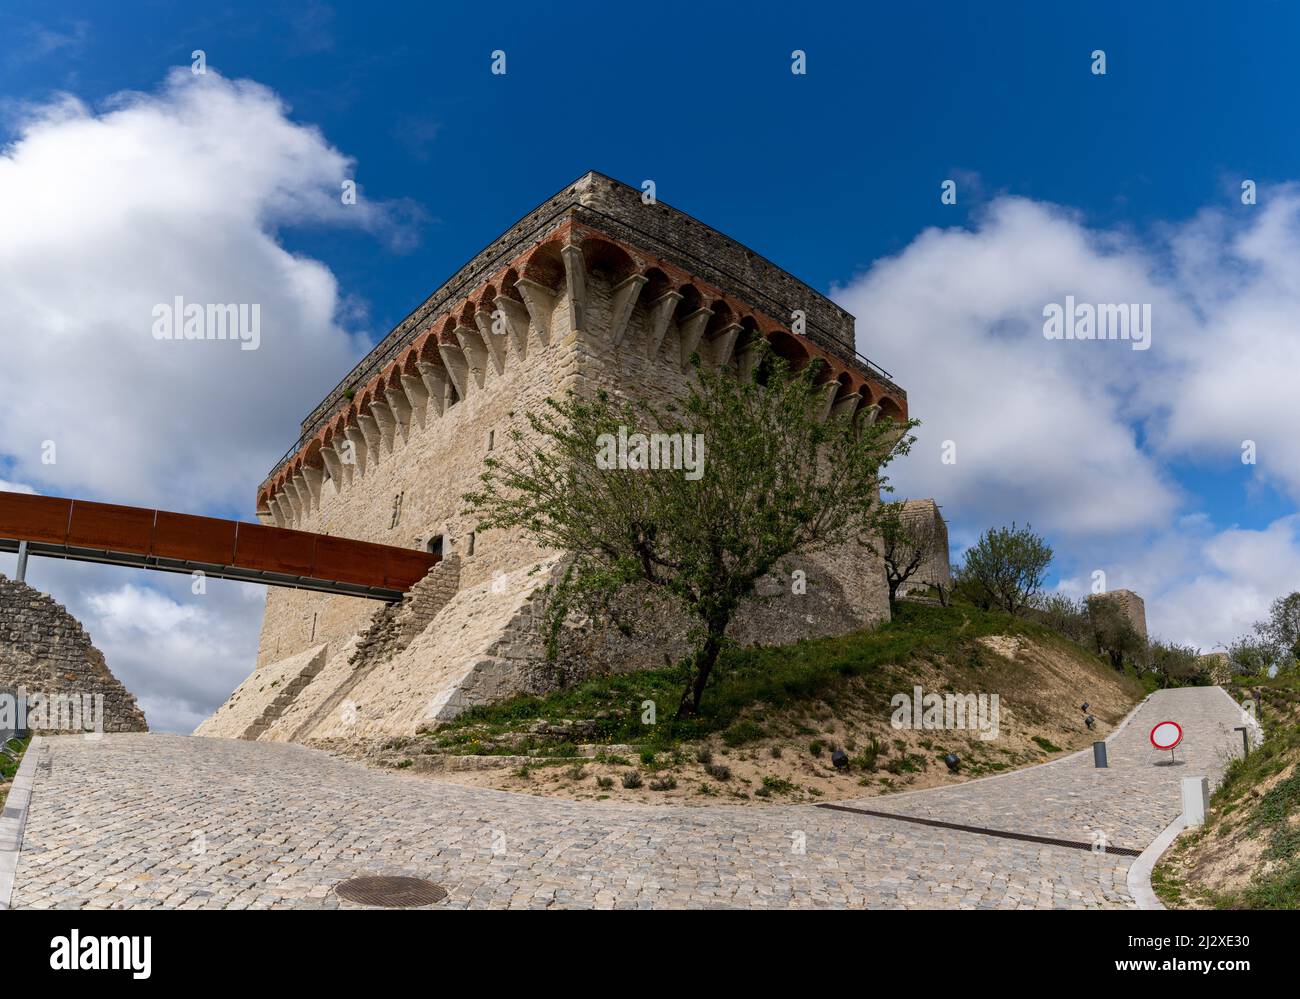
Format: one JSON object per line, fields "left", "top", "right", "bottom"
{"left": 9, "top": 687, "right": 1247, "bottom": 909}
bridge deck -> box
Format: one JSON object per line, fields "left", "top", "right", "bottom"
{"left": 0, "top": 492, "right": 438, "bottom": 601}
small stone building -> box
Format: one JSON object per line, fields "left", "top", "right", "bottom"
{"left": 0, "top": 573, "right": 147, "bottom": 733}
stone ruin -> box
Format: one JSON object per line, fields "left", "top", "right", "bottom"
{"left": 0, "top": 573, "right": 147, "bottom": 734}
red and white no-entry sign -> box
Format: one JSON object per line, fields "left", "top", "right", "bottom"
{"left": 1150, "top": 720, "right": 1183, "bottom": 751}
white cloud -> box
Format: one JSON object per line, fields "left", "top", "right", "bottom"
{"left": 0, "top": 69, "right": 424, "bottom": 731}
{"left": 0, "top": 68, "right": 415, "bottom": 512}
{"left": 838, "top": 197, "right": 1186, "bottom": 539}
{"left": 838, "top": 192, "right": 1300, "bottom": 651}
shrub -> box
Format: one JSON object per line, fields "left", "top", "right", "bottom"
{"left": 621, "top": 770, "right": 643, "bottom": 789}
{"left": 596, "top": 776, "right": 614, "bottom": 789}
{"left": 885, "top": 753, "right": 926, "bottom": 775}
{"left": 1030, "top": 592, "right": 1092, "bottom": 646}
{"left": 1150, "top": 640, "right": 1211, "bottom": 688}
{"left": 1229, "top": 635, "right": 1279, "bottom": 678}
{"left": 649, "top": 775, "right": 677, "bottom": 791}
{"left": 722, "top": 720, "right": 766, "bottom": 747}
{"left": 809, "top": 740, "right": 824, "bottom": 757}
{"left": 704, "top": 763, "right": 732, "bottom": 781}
{"left": 695, "top": 748, "right": 713, "bottom": 765}
{"left": 852, "top": 737, "right": 883, "bottom": 771}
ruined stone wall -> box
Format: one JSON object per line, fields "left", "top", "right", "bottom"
{"left": 0, "top": 573, "right": 147, "bottom": 733}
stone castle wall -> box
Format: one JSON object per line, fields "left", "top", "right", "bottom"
{"left": 228, "top": 257, "right": 891, "bottom": 742}
{"left": 0, "top": 573, "right": 147, "bottom": 733}
{"left": 201, "top": 179, "right": 900, "bottom": 744}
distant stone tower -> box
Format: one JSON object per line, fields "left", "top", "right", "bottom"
{"left": 202, "top": 172, "right": 908, "bottom": 743}
{"left": 893, "top": 499, "right": 951, "bottom": 597}
{"left": 0, "top": 573, "right": 147, "bottom": 733}
{"left": 1087, "top": 589, "right": 1148, "bottom": 644}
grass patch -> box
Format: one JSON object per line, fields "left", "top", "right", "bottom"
{"left": 1158, "top": 673, "right": 1300, "bottom": 909}
{"left": 426, "top": 602, "right": 1123, "bottom": 753}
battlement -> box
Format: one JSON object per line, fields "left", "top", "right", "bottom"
{"left": 264, "top": 172, "right": 904, "bottom": 490}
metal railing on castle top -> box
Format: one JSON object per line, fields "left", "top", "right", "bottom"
{"left": 263, "top": 188, "right": 898, "bottom": 485}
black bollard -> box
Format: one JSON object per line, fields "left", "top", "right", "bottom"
{"left": 1093, "top": 741, "right": 1108, "bottom": 768}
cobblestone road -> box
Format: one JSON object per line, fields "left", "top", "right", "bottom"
{"left": 9, "top": 687, "right": 1246, "bottom": 909}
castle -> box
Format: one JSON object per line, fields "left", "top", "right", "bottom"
{"left": 196, "top": 172, "right": 909, "bottom": 744}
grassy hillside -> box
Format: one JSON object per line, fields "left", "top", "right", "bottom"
{"left": 1153, "top": 674, "right": 1300, "bottom": 909}
{"left": 352, "top": 602, "right": 1149, "bottom": 804}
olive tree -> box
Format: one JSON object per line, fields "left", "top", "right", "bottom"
{"left": 464, "top": 340, "right": 916, "bottom": 717}
{"left": 952, "top": 523, "right": 1053, "bottom": 616}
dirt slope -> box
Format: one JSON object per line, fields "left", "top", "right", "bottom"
{"left": 343, "top": 602, "right": 1149, "bottom": 806}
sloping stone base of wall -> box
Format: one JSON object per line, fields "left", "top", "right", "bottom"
{"left": 305, "top": 560, "right": 558, "bottom": 740}
{"left": 193, "top": 644, "right": 328, "bottom": 740}
{"left": 197, "top": 534, "right": 891, "bottom": 747}
{"left": 0, "top": 573, "right": 147, "bottom": 733}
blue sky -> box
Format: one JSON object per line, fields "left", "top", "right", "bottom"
{"left": 2, "top": 1, "right": 1298, "bottom": 730}
{"left": 3, "top": 1, "right": 1284, "bottom": 365}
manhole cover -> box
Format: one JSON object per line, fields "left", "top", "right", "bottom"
{"left": 334, "top": 876, "right": 448, "bottom": 908}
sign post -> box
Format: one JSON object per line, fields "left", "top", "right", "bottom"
{"left": 1150, "top": 720, "right": 1183, "bottom": 764}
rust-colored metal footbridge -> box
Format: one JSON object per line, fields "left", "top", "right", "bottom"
{"left": 0, "top": 492, "right": 438, "bottom": 601}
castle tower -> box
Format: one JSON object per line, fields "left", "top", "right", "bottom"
{"left": 203, "top": 173, "right": 908, "bottom": 742}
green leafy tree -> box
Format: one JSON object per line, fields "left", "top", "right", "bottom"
{"left": 1256, "top": 592, "right": 1300, "bottom": 673}
{"left": 952, "top": 523, "right": 1053, "bottom": 616}
{"left": 1087, "top": 595, "right": 1146, "bottom": 671}
{"left": 1149, "top": 640, "right": 1208, "bottom": 688}
{"left": 1227, "top": 635, "right": 1276, "bottom": 678}
{"left": 1030, "top": 592, "right": 1092, "bottom": 646}
{"left": 464, "top": 339, "right": 916, "bottom": 717}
